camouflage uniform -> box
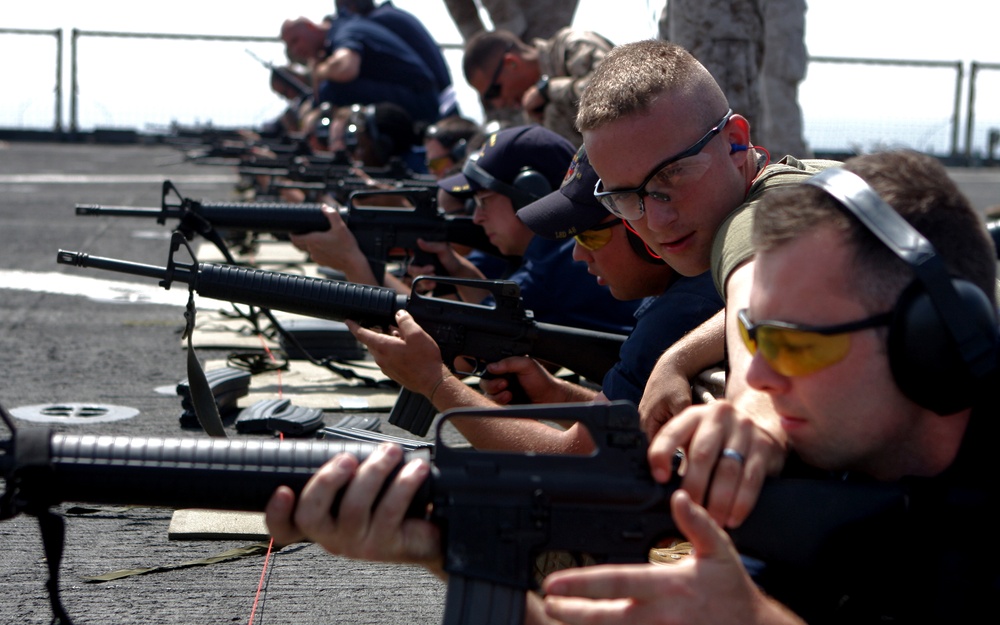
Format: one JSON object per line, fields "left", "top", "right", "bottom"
{"left": 658, "top": 0, "right": 765, "bottom": 131}
{"left": 760, "top": 0, "right": 812, "bottom": 159}
{"left": 533, "top": 28, "right": 615, "bottom": 146}
{"left": 443, "top": 0, "right": 580, "bottom": 42}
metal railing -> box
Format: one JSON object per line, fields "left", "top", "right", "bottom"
{"left": 807, "top": 56, "right": 964, "bottom": 157}
{"left": 1, "top": 28, "right": 997, "bottom": 162}
{"left": 966, "top": 62, "right": 1000, "bottom": 160}
{"left": 68, "top": 29, "right": 279, "bottom": 133}
{"left": 0, "top": 28, "right": 62, "bottom": 131}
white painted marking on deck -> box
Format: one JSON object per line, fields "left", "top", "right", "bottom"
{"left": 0, "top": 174, "right": 235, "bottom": 184}
{"left": 0, "top": 270, "right": 229, "bottom": 309}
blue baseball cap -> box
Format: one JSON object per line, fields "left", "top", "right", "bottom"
{"left": 438, "top": 125, "right": 576, "bottom": 209}
{"left": 517, "top": 144, "right": 612, "bottom": 239}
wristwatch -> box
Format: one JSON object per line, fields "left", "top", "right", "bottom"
{"left": 535, "top": 75, "right": 551, "bottom": 103}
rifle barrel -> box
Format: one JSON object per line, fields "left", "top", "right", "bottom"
{"left": 6, "top": 430, "right": 429, "bottom": 516}
{"left": 57, "top": 251, "right": 622, "bottom": 381}
{"left": 76, "top": 204, "right": 166, "bottom": 217}
{"left": 531, "top": 322, "right": 626, "bottom": 383}
{"left": 57, "top": 250, "right": 186, "bottom": 283}
{"left": 56, "top": 250, "right": 405, "bottom": 328}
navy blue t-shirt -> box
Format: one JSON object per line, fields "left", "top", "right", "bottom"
{"left": 321, "top": 15, "right": 440, "bottom": 122}
{"left": 602, "top": 272, "right": 723, "bottom": 405}
{"left": 505, "top": 237, "right": 639, "bottom": 336}
{"left": 324, "top": 15, "right": 435, "bottom": 91}
{"left": 370, "top": 1, "right": 452, "bottom": 92}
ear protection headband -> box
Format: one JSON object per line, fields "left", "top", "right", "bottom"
{"left": 804, "top": 167, "right": 999, "bottom": 414}
{"left": 461, "top": 153, "right": 552, "bottom": 210}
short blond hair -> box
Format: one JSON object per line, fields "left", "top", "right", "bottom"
{"left": 576, "top": 39, "right": 727, "bottom": 133}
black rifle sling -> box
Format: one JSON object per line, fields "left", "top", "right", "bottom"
{"left": 4, "top": 411, "right": 76, "bottom": 625}
{"left": 183, "top": 290, "right": 227, "bottom": 437}
{"left": 37, "top": 509, "right": 74, "bottom": 625}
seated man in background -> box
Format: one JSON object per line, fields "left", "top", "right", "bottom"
{"left": 334, "top": 0, "right": 458, "bottom": 118}
{"left": 280, "top": 14, "right": 439, "bottom": 124}
{"left": 463, "top": 28, "right": 614, "bottom": 146}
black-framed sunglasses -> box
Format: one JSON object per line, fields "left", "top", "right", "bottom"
{"left": 593, "top": 109, "right": 733, "bottom": 220}
{"left": 482, "top": 43, "right": 515, "bottom": 101}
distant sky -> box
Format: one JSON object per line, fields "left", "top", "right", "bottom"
{"left": 3, "top": 1, "right": 999, "bottom": 153}
{"left": 5, "top": 0, "right": 995, "bottom": 63}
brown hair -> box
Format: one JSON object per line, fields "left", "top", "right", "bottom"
{"left": 462, "top": 30, "right": 529, "bottom": 83}
{"left": 424, "top": 115, "right": 481, "bottom": 150}
{"left": 753, "top": 150, "right": 996, "bottom": 312}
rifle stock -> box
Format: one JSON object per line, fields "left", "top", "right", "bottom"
{"left": 1, "top": 402, "right": 908, "bottom": 625}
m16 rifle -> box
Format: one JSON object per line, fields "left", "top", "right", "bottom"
{"left": 75, "top": 180, "right": 499, "bottom": 279}
{"left": 246, "top": 49, "right": 313, "bottom": 101}
{"left": 56, "top": 245, "right": 624, "bottom": 436}
{"left": 239, "top": 155, "right": 439, "bottom": 203}
{"left": 0, "top": 401, "right": 909, "bottom": 625}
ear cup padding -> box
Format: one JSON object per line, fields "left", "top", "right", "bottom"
{"left": 463, "top": 157, "right": 550, "bottom": 210}
{"left": 888, "top": 278, "right": 999, "bottom": 415}
{"left": 511, "top": 167, "right": 552, "bottom": 201}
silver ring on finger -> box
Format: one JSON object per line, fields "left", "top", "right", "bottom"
{"left": 720, "top": 447, "right": 746, "bottom": 465}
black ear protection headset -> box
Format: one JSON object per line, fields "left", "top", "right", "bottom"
{"left": 804, "top": 167, "right": 999, "bottom": 415}
{"left": 461, "top": 152, "right": 553, "bottom": 210}
{"left": 311, "top": 102, "right": 335, "bottom": 147}
{"left": 344, "top": 104, "right": 394, "bottom": 162}
{"left": 424, "top": 123, "right": 469, "bottom": 162}
{"left": 448, "top": 138, "right": 468, "bottom": 162}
